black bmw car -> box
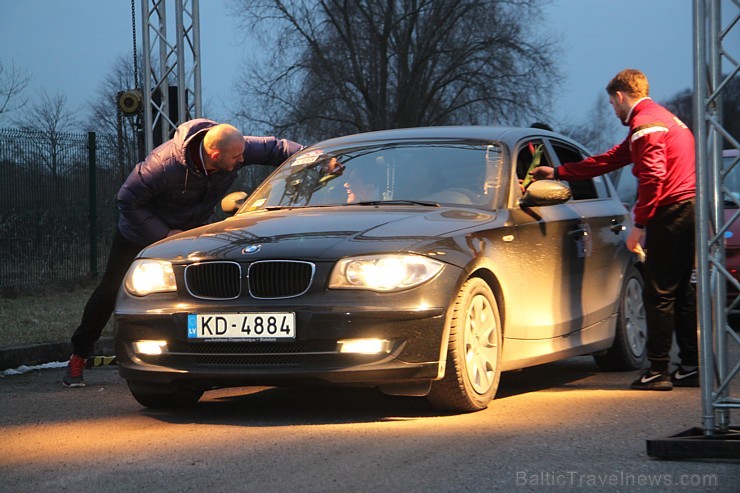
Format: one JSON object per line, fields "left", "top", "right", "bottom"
{"left": 114, "top": 126, "right": 646, "bottom": 412}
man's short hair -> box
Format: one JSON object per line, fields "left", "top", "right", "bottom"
{"left": 530, "top": 122, "right": 553, "bottom": 131}
{"left": 606, "top": 69, "right": 650, "bottom": 98}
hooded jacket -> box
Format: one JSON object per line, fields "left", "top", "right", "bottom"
{"left": 556, "top": 98, "right": 695, "bottom": 227}
{"left": 117, "top": 119, "right": 303, "bottom": 246}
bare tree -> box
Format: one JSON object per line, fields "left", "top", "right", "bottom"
{"left": 560, "top": 93, "right": 622, "bottom": 154}
{"left": 661, "top": 88, "right": 693, "bottom": 133}
{"left": 662, "top": 74, "right": 739, "bottom": 148}
{"left": 230, "top": 0, "right": 561, "bottom": 142}
{"left": 87, "top": 56, "right": 140, "bottom": 134}
{"left": 0, "top": 59, "right": 33, "bottom": 123}
{"left": 14, "top": 90, "right": 81, "bottom": 178}
{"left": 86, "top": 54, "right": 144, "bottom": 181}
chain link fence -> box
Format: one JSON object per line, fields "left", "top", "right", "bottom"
{"left": 0, "top": 129, "right": 126, "bottom": 293}
{"left": 0, "top": 128, "right": 275, "bottom": 294}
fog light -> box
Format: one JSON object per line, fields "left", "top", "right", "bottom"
{"left": 133, "top": 340, "right": 168, "bottom": 355}
{"left": 337, "top": 338, "right": 392, "bottom": 354}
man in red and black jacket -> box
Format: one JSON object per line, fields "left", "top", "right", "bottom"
{"left": 532, "top": 69, "right": 698, "bottom": 390}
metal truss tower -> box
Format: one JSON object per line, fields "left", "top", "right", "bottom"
{"left": 649, "top": 0, "right": 740, "bottom": 458}
{"left": 695, "top": 0, "right": 739, "bottom": 435}
{"left": 141, "top": 0, "right": 202, "bottom": 153}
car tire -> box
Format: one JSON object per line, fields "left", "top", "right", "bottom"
{"left": 593, "top": 265, "right": 647, "bottom": 371}
{"left": 127, "top": 380, "right": 204, "bottom": 409}
{"left": 427, "top": 277, "right": 502, "bottom": 413}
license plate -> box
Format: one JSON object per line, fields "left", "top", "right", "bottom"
{"left": 187, "top": 313, "right": 296, "bottom": 341}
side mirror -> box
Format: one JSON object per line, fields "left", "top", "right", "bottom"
{"left": 221, "top": 191, "right": 248, "bottom": 214}
{"left": 520, "top": 180, "right": 572, "bottom": 207}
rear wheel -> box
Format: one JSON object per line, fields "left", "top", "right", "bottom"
{"left": 593, "top": 266, "right": 647, "bottom": 371}
{"left": 427, "top": 278, "right": 502, "bottom": 413}
{"left": 127, "top": 380, "right": 204, "bottom": 409}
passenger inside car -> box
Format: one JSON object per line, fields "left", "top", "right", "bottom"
{"left": 342, "top": 165, "right": 383, "bottom": 203}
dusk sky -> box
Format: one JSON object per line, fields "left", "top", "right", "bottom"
{"left": 1, "top": 0, "right": 734, "bottom": 143}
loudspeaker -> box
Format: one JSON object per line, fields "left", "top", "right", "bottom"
{"left": 117, "top": 90, "right": 142, "bottom": 116}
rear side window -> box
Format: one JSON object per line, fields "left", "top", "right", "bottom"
{"left": 550, "top": 142, "right": 600, "bottom": 200}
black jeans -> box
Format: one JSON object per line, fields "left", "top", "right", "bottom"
{"left": 643, "top": 199, "right": 698, "bottom": 371}
{"left": 70, "top": 228, "right": 145, "bottom": 358}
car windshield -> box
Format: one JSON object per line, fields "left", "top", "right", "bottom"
{"left": 239, "top": 140, "right": 506, "bottom": 212}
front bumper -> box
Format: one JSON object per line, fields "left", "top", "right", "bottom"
{"left": 115, "top": 305, "right": 446, "bottom": 389}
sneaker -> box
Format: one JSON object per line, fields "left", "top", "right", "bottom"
{"left": 62, "top": 354, "right": 87, "bottom": 388}
{"left": 671, "top": 365, "right": 700, "bottom": 387}
{"left": 630, "top": 369, "right": 673, "bottom": 391}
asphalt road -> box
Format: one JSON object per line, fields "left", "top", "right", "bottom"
{"left": 1, "top": 356, "right": 737, "bottom": 493}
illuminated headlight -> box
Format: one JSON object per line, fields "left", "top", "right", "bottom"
{"left": 132, "top": 340, "right": 168, "bottom": 355}
{"left": 124, "top": 259, "right": 176, "bottom": 296}
{"left": 338, "top": 339, "right": 392, "bottom": 354}
{"left": 329, "top": 254, "right": 443, "bottom": 292}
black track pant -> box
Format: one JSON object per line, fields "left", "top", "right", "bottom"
{"left": 71, "top": 228, "right": 145, "bottom": 358}
{"left": 643, "top": 199, "right": 698, "bottom": 371}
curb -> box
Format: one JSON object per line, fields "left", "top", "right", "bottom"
{"left": 0, "top": 337, "right": 115, "bottom": 371}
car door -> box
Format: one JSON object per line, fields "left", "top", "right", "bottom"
{"left": 546, "top": 139, "right": 631, "bottom": 328}
{"left": 511, "top": 138, "right": 590, "bottom": 339}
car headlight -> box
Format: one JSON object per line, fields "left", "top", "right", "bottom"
{"left": 329, "top": 254, "right": 443, "bottom": 292}
{"left": 124, "top": 259, "right": 176, "bottom": 296}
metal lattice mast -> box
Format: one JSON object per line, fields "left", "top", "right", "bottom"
{"left": 694, "top": 0, "right": 739, "bottom": 435}
{"left": 141, "top": 0, "right": 202, "bottom": 154}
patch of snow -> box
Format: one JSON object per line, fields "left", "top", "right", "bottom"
{"left": 2, "top": 361, "right": 67, "bottom": 376}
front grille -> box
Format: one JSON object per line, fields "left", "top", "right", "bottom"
{"left": 146, "top": 340, "right": 339, "bottom": 367}
{"left": 185, "top": 262, "right": 241, "bottom": 299}
{"left": 183, "top": 260, "right": 316, "bottom": 300}
{"left": 172, "top": 341, "right": 336, "bottom": 353}
{"left": 152, "top": 353, "right": 343, "bottom": 366}
{"left": 190, "top": 354, "right": 303, "bottom": 366}
{"left": 248, "top": 260, "right": 315, "bottom": 299}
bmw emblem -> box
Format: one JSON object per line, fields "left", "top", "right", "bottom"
{"left": 242, "top": 244, "right": 262, "bottom": 255}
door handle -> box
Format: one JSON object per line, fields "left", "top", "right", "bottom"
{"left": 610, "top": 224, "right": 626, "bottom": 234}
{"left": 569, "top": 224, "right": 592, "bottom": 257}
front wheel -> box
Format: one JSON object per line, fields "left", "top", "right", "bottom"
{"left": 593, "top": 266, "right": 647, "bottom": 371}
{"left": 427, "top": 278, "right": 502, "bottom": 413}
{"left": 127, "top": 380, "right": 204, "bottom": 409}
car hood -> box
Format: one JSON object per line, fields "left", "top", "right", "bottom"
{"left": 139, "top": 206, "right": 497, "bottom": 263}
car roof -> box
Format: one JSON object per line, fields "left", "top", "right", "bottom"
{"left": 310, "top": 126, "right": 584, "bottom": 151}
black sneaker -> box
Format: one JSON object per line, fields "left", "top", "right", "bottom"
{"left": 630, "top": 369, "right": 672, "bottom": 391}
{"left": 670, "top": 365, "right": 699, "bottom": 387}
{"left": 62, "top": 354, "right": 87, "bottom": 388}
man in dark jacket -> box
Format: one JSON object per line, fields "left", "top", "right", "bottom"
{"left": 63, "top": 119, "right": 303, "bottom": 387}
{"left": 531, "top": 69, "right": 698, "bottom": 391}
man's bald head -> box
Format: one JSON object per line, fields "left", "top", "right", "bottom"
{"left": 202, "top": 124, "right": 245, "bottom": 172}
{"left": 203, "top": 124, "right": 244, "bottom": 152}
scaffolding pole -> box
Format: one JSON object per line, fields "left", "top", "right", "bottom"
{"left": 647, "top": 0, "right": 740, "bottom": 459}
{"left": 141, "top": 0, "right": 202, "bottom": 154}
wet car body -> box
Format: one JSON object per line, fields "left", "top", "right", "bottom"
{"left": 115, "top": 126, "right": 646, "bottom": 412}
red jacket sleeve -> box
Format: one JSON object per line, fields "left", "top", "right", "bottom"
{"left": 557, "top": 140, "right": 632, "bottom": 181}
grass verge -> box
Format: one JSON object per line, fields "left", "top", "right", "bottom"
{"left": 0, "top": 286, "right": 113, "bottom": 347}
